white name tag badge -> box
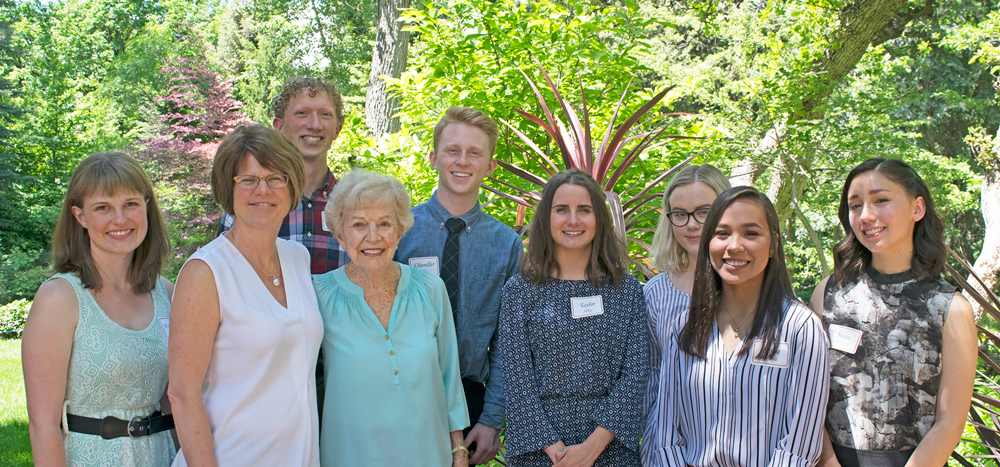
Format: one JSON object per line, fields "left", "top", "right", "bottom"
{"left": 159, "top": 318, "right": 170, "bottom": 337}
{"left": 321, "top": 211, "right": 332, "bottom": 232}
{"left": 571, "top": 295, "right": 604, "bottom": 319}
{"left": 408, "top": 257, "right": 440, "bottom": 276}
{"left": 750, "top": 340, "right": 790, "bottom": 368}
{"left": 828, "top": 324, "right": 863, "bottom": 354}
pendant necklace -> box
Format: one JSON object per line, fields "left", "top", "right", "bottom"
{"left": 721, "top": 303, "right": 750, "bottom": 338}
{"left": 229, "top": 232, "right": 281, "bottom": 287}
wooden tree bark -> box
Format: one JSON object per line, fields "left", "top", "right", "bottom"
{"left": 365, "top": 0, "right": 411, "bottom": 137}
{"left": 766, "top": 0, "right": 917, "bottom": 225}
{"left": 967, "top": 125, "right": 1000, "bottom": 318}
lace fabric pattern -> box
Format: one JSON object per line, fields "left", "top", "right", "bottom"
{"left": 52, "top": 272, "right": 175, "bottom": 467}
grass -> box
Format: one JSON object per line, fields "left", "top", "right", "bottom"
{"left": 0, "top": 338, "right": 31, "bottom": 466}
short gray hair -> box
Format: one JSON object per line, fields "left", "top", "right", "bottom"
{"left": 325, "top": 170, "right": 414, "bottom": 238}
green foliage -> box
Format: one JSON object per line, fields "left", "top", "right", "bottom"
{"left": 0, "top": 300, "right": 30, "bottom": 337}
{"left": 0, "top": 248, "right": 47, "bottom": 306}
{"left": 0, "top": 339, "right": 30, "bottom": 466}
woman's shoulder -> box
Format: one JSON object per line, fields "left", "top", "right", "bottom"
{"left": 782, "top": 298, "right": 827, "bottom": 341}
{"left": 502, "top": 272, "right": 531, "bottom": 292}
{"left": 311, "top": 267, "right": 346, "bottom": 297}
{"left": 402, "top": 263, "right": 446, "bottom": 293}
{"left": 33, "top": 274, "right": 81, "bottom": 311}
{"left": 277, "top": 237, "right": 310, "bottom": 263}
{"left": 644, "top": 272, "right": 684, "bottom": 297}
{"left": 187, "top": 235, "right": 228, "bottom": 262}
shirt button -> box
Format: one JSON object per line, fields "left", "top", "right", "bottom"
{"left": 307, "top": 231, "right": 313, "bottom": 237}
{"left": 307, "top": 203, "right": 313, "bottom": 208}
{"left": 394, "top": 371, "right": 399, "bottom": 375}
{"left": 384, "top": 335, "right": 389, "bottom": 340}
{"left": 389, "top": 351, "right": 395, "bottom": 355}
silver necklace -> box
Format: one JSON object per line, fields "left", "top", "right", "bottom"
{"left": 721, "top": 302, "right": 751, "bottom": 338}
{"left": 229, "top": 233, "right": 281, "bottom": 287}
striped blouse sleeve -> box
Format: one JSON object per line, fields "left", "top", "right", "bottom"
{"left": 767, "top": 304, "right": 830, "bottom": 467}
{"left": 641, "top": 276, "right": 671, "bottom": 466}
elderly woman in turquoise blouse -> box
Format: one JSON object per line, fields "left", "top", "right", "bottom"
{"left": 312, "top": 169, "right": 470, "bottom": 467}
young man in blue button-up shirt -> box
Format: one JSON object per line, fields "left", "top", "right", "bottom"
{"left": 395, "top": 107, "right": 523, "bottom": 465}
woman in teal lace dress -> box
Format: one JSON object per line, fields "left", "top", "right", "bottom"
{"left": 22, "top": 152, "right": 176, "bottom": 467}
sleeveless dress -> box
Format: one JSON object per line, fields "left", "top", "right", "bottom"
{"left": 171, "top": 236, "right": 322, "bottom": 467}
{"left": 53, "top": 272, "right": 175, "bottom": 467}
{"left": 822, "top": 268, "right": 956, "bottom": 467}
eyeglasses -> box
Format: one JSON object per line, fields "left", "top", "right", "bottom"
{"left": 234, "top": 174, "right": 289, "bottom": 190}
{"left": 667, "top": 208, "right": 710, "bottom": 227}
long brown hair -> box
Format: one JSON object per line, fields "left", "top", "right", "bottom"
{"left": 832, "top": 157, "right": 946, "bottom": 285}
{"left": 520, "top": 169, "right": 626, "bottom": 288}
{"left": 679, "top": 186, "right": 797, "bottom": 359}
{"left": 52, "top": 152, "right": 170, "bottom": 294}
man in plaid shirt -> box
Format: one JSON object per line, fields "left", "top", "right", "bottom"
{"left": 218, "top": 76, "right": 349, "bottom": 273}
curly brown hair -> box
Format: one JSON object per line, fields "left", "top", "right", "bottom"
{"left": 271, "top": 77, "right": 344, "bottom": 124}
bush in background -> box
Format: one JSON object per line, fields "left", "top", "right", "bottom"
{"left": 0, "top": 248, "right": 48, "bottom": 305}
{"left": 0, "top": 299, "right": 30, "bottom": 338}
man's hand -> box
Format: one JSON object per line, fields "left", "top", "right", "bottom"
{"left": 464, "top": 423, "right": 501, "bottom": 464}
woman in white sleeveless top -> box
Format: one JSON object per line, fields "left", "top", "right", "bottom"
{"left": 168, "top": 125, "right": 322, "bottom": 467}
{"left": 23, "top": 152, "right": 175, "bottom": 467}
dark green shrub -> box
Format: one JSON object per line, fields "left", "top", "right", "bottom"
{"left": 0, "top": 248, "right": 49, "bottom": 304}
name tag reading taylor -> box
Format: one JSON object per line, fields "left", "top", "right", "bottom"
{"left": 408, "top": 257, "right": 440, "bottom": 276}
{"left": 571, "top": 295, "right": 604, "bottom": 319}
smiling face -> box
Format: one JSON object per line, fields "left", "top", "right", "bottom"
{"left": 273, "top": 90, "right": 342, "bottom": 161}
{"left": 668, "top": 181, "right": 719, "bottom": 261}
{"left": 71, "top": 189, "right": 148, "bottom": 259}
{"left": 232, "top": 155, "right": 293, "bottom": 229}
{"left": 846, "top": 170, "right": 924, "bottom": 258}
{"left": 709, "top": 199, "right": 772, "bottom": 289}
{"left": 549, "top": 183, "right": 597, "bottom": 259}
{"left": 429, "top": 122, "right": 497, "bottom": 202}
{"left": 336, "top": 204, "right": 400, "bottom": 274}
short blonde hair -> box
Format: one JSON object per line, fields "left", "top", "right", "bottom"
{"left": 432, "top": 106, "right": 500, "bottom": 157}
{"left": 325, "top": 170, "right": 414, "bottom": 238}
{"left": 211, "top": 124, "right": 305, "bottom": 216}
{"left": 650, "top": 164, "right": 731, "bottom": 273}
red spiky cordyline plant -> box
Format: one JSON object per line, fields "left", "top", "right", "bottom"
{"left": 484, "top": 62, "right": 703, "bottom": 278}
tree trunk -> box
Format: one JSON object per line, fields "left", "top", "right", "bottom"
{"left": 966, "top": 125, "right": 1000, "bottom": 319}
{"left": 366, "top": 0, "right": 411, "bottom": 137}
{"left": 969, "top": 172, "right": 1000, "bottom": 318}
{"left": 766, "top": 0, "right": 917, "bottom": 224}
{"left": 731, "top": 126, "right": 784, "bottom": 187}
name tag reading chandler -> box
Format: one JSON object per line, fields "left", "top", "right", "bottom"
{"left": 408, "top": 257, "right": 440, "bottom": 276}
{"left": 828, "top": 324, "right": 863, "bottom": 354}
{"left": 571, "top": 295, "right": 604, "bottom": 319}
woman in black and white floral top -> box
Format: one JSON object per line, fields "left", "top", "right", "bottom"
{"left": 809, "top": 157, "right": 977, "bottom": 467}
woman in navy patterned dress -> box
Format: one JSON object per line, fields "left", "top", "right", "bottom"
{"left": 499, "top": 169, "right": 649, "bottom": 467}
